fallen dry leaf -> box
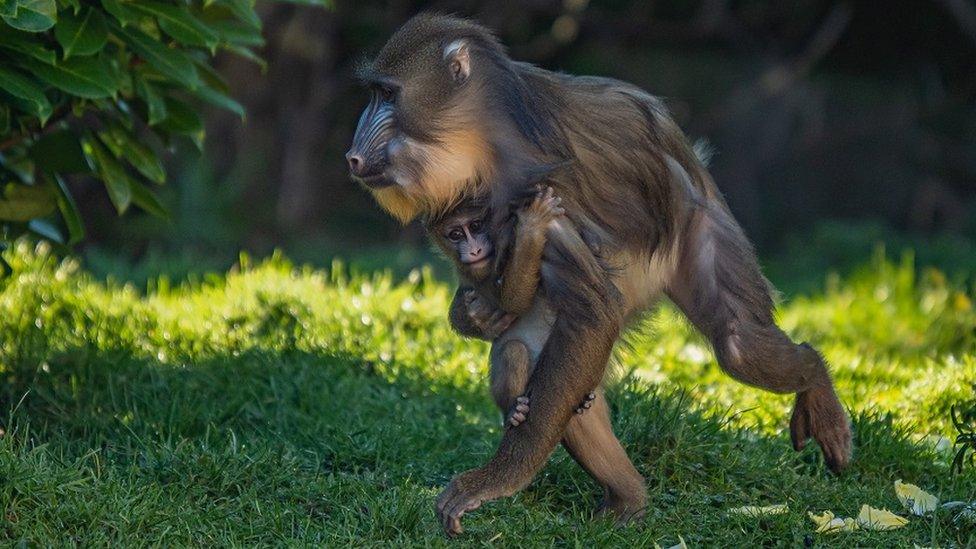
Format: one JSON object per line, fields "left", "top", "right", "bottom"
{"left": 857, "top": 504, "right": 909, "bottom": 530}
{"left": 808, "top": 510, "right": 858, "bottom": 534}
{"left": 894, "top": 480, "right": 938, "bottom": 515}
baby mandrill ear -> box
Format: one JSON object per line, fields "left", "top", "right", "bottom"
{"left": 443, "top": 39, "right": 471, "bottom": 84}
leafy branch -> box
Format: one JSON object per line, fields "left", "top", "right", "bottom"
{"left": 0, "top": 0, "right": 324, "bottom": 252}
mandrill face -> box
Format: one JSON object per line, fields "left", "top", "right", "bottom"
{"left": 346, "top": 17, "right": 495, "bottom": 223}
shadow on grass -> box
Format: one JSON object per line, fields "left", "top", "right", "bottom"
{"left": 2, "top": 345, "right": 974, "bottom": 545}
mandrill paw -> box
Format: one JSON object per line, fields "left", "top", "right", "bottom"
{"left": 574, "top": 391, "right": 596, "bottom": 414}
{"left": 790, "top": 383, "right": 853, "bottom": 473}
{"left": 506, "top": 396, "right": 530, "bottom": 428}
{"left": 463, "top": 291, "right": 516, "bottom": 339}
{"left": 435, "top": 468, "right": 501, "bottom": 537}
{"left": 518, "top": 186, "right": 565, "bottom": 234}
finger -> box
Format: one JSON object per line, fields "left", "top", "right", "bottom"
{"left": 446, "top": 514, "right": 463, "bottom": 537}
{"left": 445, "top": 499, "right": 480, "bottom": 537}
{"left": 516, "top": 396, "right": 529, "bottom": 404}
{"left": 496, "top": 315, "right": 516, "bottom": 332}
{"left": 448, "top": 498, "right": 481, "bottom": 526}
{"left": 515, "top": 404, "right": 529, "bottom": 413}
{"left": 441, "top": 493, "right": 462, "bottom": 534}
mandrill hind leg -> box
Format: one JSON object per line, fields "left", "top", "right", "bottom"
{"left": 666, "top": 207, "right": 852, "bottom": 472}
{"left": 561, "top": 389, "right": 647, "bottom": 521}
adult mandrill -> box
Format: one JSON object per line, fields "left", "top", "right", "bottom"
{"left": 347, "top": 14, "right": 852, "bottom": 536}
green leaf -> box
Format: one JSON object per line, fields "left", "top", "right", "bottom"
{"left": 20, "top": 55, "right": 117, "bottom": 99}
{"left": 222, "top": 43, "right": 265, "bottom": 70}
{"left": 48, "top": 172, "right": 84, "bottom": 243}
{"left": 114, "top": 21, "right": 200, "bottom": 89}
{"left": 133, "top": 72, "right": 167, "bottom": 124}
{"left": 29, "top": 130, "right": 90, "bottom": 174}
{"left": 129, "top": 178, "right": 168, "bottom": 218}
{"left": 0, "top": 27, "right": 58, "bottom": 64}
{"left": 207, "top": 19, "right": 263, "bottom": 46}
{"left": 56, "top": 0, "right": 80, "bottom": 14}
{"left": 158, "top": 97, "right": 203, "bottom": 149}
{"left": 97, "top": 123, "right": 165, "bottom": 183}
{"left": 47, "top": 173, "right": 83, "bottom": 243}
{"left": 128, "top": 0, "right": 217, "bottom": 49}
{"left": 193, "top": 56, "right": 230, "bottom": 93}
{"left": 83, "top": 136, "right": 131, "bottom": 213}
{"left": 27, "top": 218, "right": 63, "bottom": 243}
{"left": 100, "top": 0, "right": 138, "bottom": 24}
{"left": 1, "top": 154, "right": 35, "bottom": 183}
{"left": 0, "top": 0, "right": 18, "bottom": 18}
{"left": 54, "top": 6, "right": 108, "bottom": 58}
{"left": 189, "top": 59, "right": 243, "bottom": 117}
{"left": 2, "top": 0, "right": 56, "bottom": 32}
{"left": 215, "top": 0, "right": 259, "bottom": 29}
{"left": 0, "top": 181, "right": 57, "bottom": 221}
{"left": 191, "top": 83, "right": 244, "bottom": 118}
{"left": 0, "top": 65, "right": 53, "bottom": 122}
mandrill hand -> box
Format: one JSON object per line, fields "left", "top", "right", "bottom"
{"left": 517, "top": 186, "right": 565, "bottom": 236}
{"left": 463, "top": 290, "right": 516, "bottom": 339}
{"left": 436, "top": 467, "right": 511, "bottom": 536}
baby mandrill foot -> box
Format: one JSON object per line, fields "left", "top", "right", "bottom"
{"left": 506, "top": 396, "right": 530, "bottom": 428}
{"left": 575, "top": 392, "right": 596, "bottom": 414}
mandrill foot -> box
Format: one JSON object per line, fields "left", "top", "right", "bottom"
{"left": 790, "top": 382, "right": 853, "bottom": 473}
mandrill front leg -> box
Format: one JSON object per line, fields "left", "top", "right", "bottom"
{"left": 506, "top": 391, "right": 595, "bottom": 428}
{"left": 436, "top": 314, "right": 619, "bottom": 536}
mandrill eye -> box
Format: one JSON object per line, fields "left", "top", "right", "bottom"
{"left": 379, "top": 85, "right": 397, "bottom": 104}
{"left": 447, "top": 229, "right": 463, "bottom": 242}
{"left": 469, "top": 220, "right": 483, "bottom": 232}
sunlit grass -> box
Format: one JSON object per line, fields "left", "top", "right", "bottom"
{"left": 1, "top": 241, "right": 974, "bottom": 546}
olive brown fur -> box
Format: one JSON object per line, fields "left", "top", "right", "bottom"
{"left": 347, "top": 13, "right": 853, "bottom": 536}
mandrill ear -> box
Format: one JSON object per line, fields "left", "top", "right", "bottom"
{"left": 443, "top": 39, "right": 471, "bottom": 84}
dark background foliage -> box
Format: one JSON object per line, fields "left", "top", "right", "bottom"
{"left": 77, "top": 0, "right": 976, "bottom": 277}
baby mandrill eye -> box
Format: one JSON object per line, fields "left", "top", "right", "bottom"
{"left": 447, "top": 229, "right": 463, "bottom": 242}
{"left": 469, "top": 220, "right": 483, "bottom": 232}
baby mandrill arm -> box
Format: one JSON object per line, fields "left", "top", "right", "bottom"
{"left": 498, "top": 187, "right": 564, "bottom": 315}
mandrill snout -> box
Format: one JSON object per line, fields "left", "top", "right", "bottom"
{"left": 344, "top": 146, "right": 393, "bottom": 188}
{"left": 345, "top": 151, "right": 365, "bottom": 176}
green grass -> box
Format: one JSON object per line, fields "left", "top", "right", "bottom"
{"left": 1, "top": 241, "right": 975, "bottom": 546}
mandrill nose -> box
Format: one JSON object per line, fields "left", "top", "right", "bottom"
{"left": 345, "top": 150, "right": 365, "bottom": 177}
